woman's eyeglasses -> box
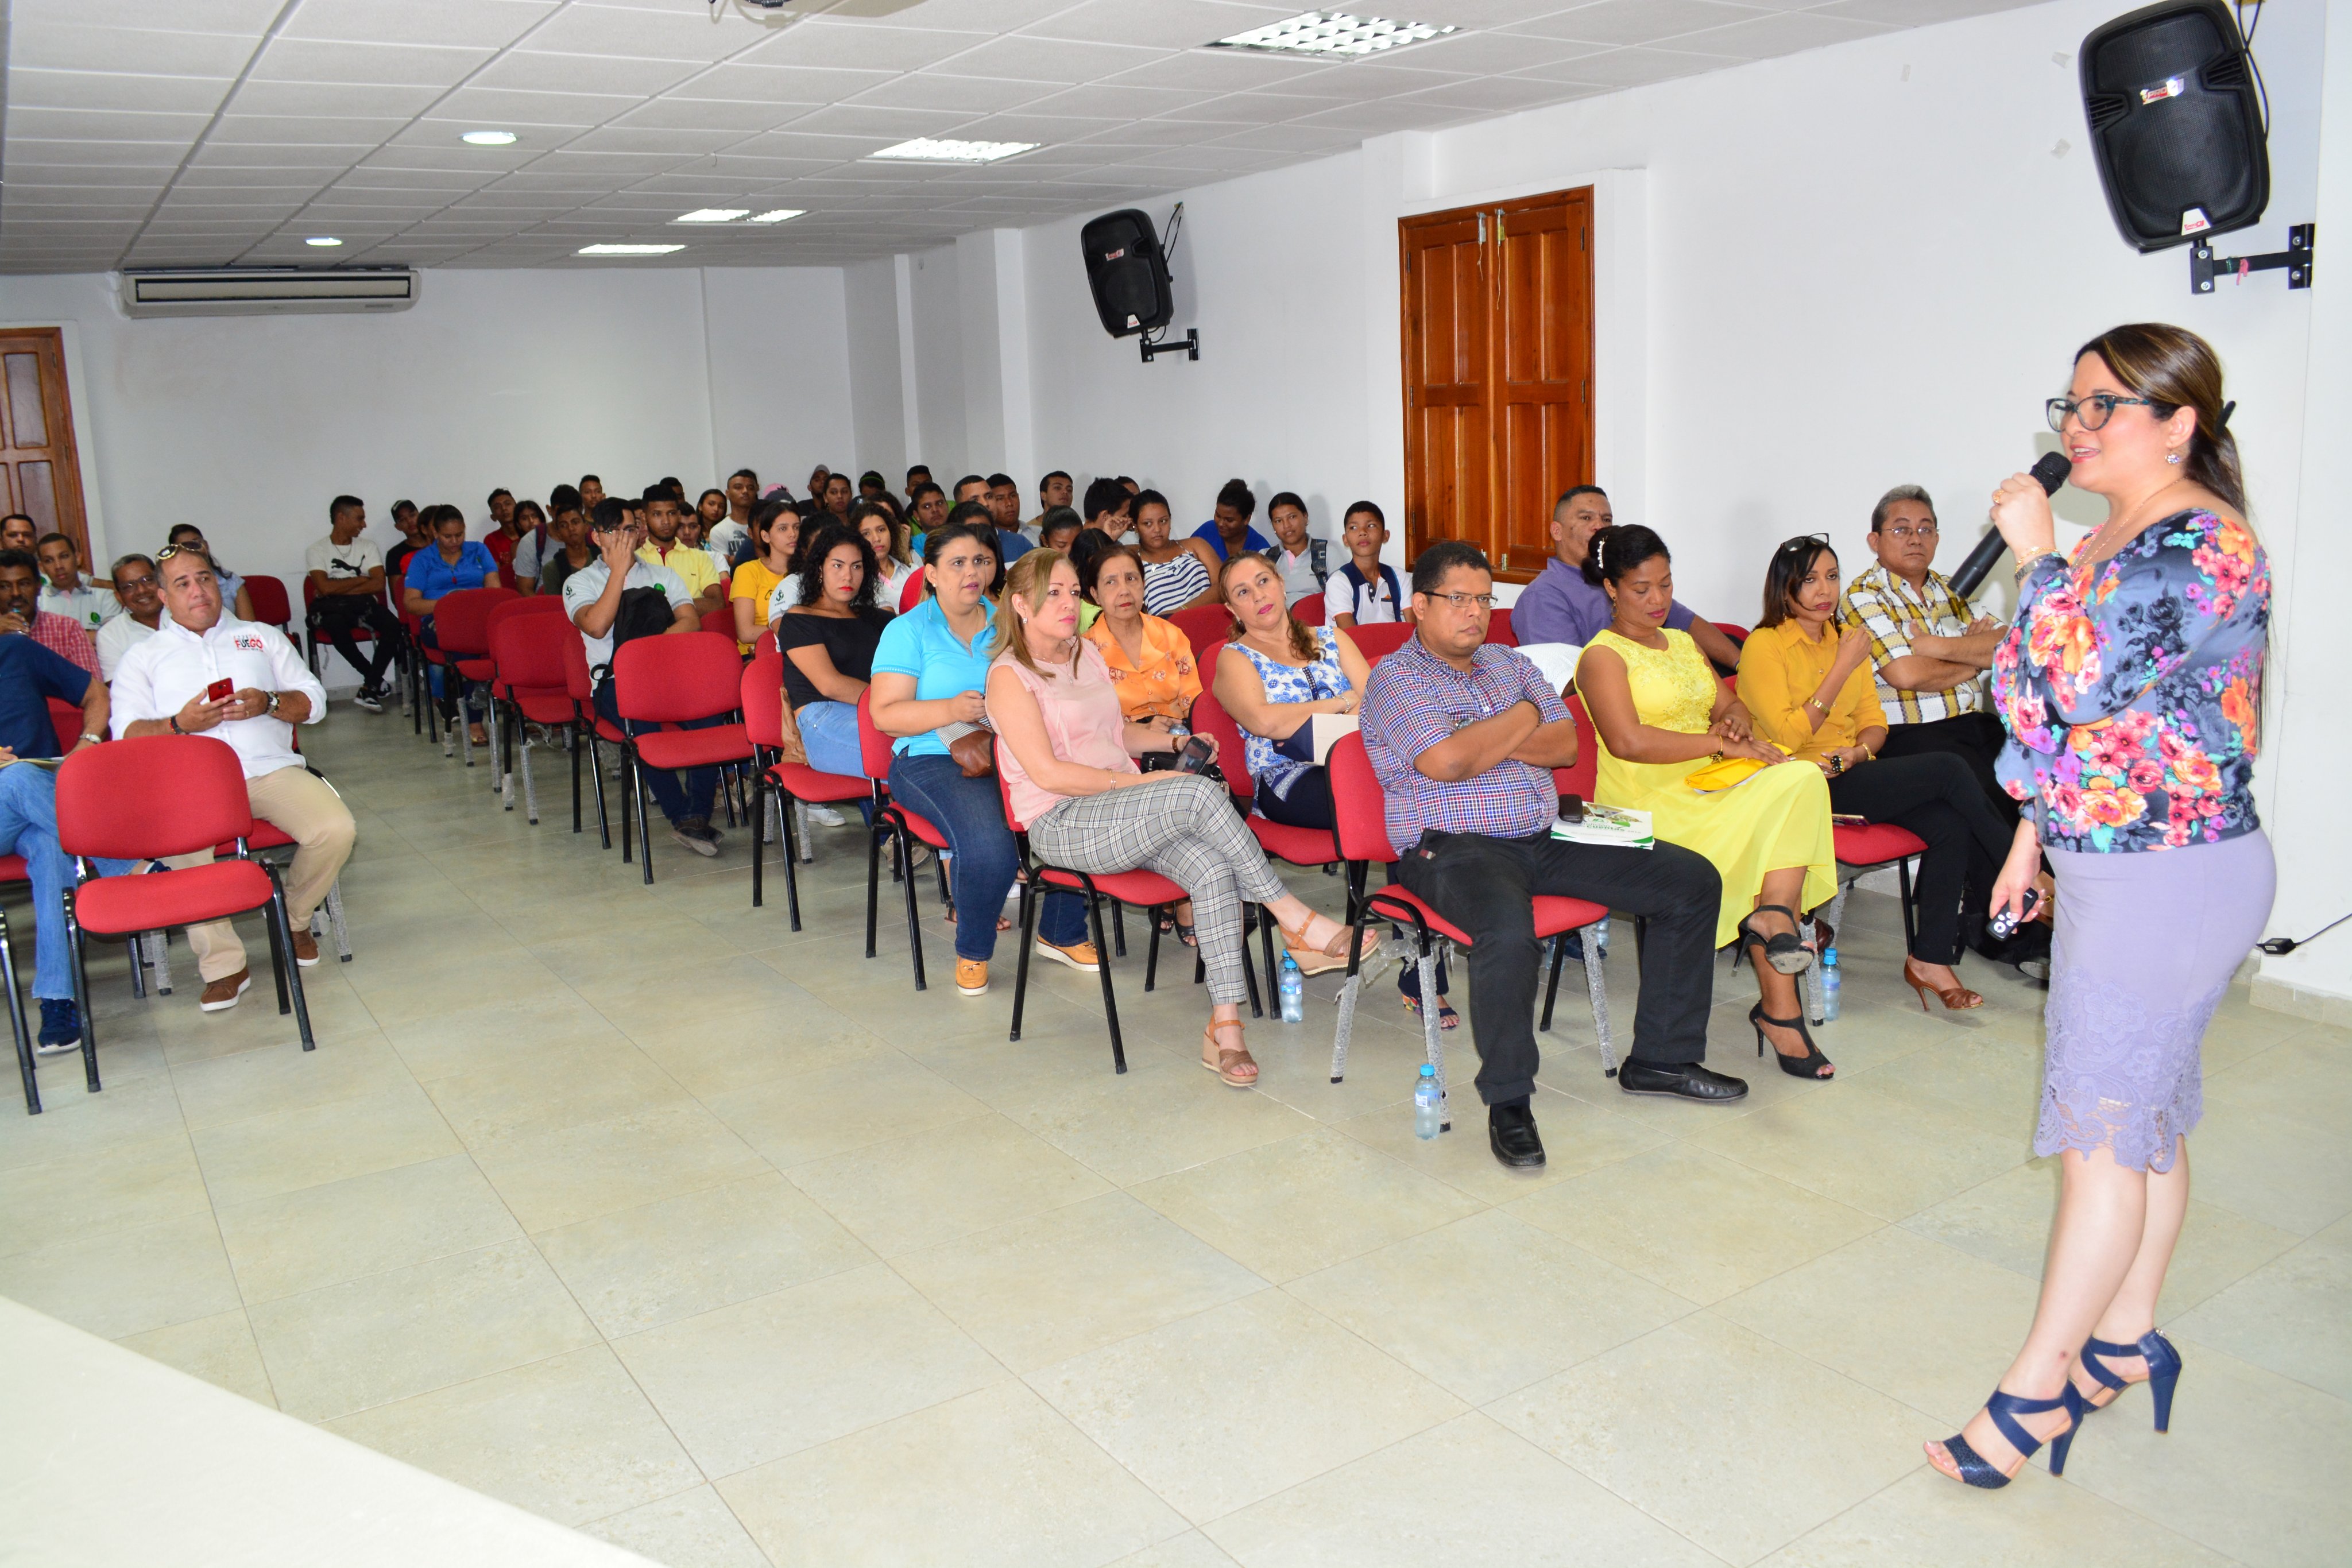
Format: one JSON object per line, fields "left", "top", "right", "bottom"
{"left": 1775, "top": 533, "right": 1830, "bottom": 554}
{"left": 2046, "top": 393, "right": 2161, "bottom": 432}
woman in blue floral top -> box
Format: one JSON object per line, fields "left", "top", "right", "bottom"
{"left": 1927, "top": 326, "right": 2275, "bottom": 1495}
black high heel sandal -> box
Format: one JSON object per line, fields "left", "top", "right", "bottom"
{"left": 1751, "top": 1001, "right": 1834, "bottom": 1079}
{"left": 1935, "top": 1384, "right": 2086, "bottom": 1489}
{"left": 1736, "top": 904, "right": 1816, "bottom": 975}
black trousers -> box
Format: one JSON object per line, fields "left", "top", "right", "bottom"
{"left": 1828, "top": 751, "right": 2012, "bottom": 964}
{"left": 1876, "top": 711, "right": 2014, "bottom": 823}
{"left": 311, "top": 597, "right": 400, "bottom": 688}
{"left": 1396, "top": 830, "right": 1722, "bottom": 1106}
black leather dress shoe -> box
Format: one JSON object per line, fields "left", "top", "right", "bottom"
{"left": 1618, "top": 1060, "right": 1750, "bottom": 1102}
{"left": 1488, "top": 1102, "right": 1546, "bottom": 1168}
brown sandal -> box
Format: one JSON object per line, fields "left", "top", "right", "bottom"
{"left": 1904, "top": 958, "right": 1984, "bottom": 1012}
{"left": 1201, "top": 1020, "right": 1258, "bottom": 1086}
{"left": 1277, "top": 913, "right": 1380, "bottom": 977}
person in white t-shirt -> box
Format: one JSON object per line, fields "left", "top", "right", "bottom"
{"left": 34, "top": 533, "right": 121, "bottom": 633}
{"left": 97, "top": 553, "right": 166, "bottom": 680}
{"left": 1324, "top": 501, "right": 1407, "bottom": 630}
{"left": 303, "top": 495, "right": 400, "bottom": 710}
{"left": 111, "top": 547, "right": 350, "bottom": 1011}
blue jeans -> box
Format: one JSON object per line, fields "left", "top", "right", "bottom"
{"left": 416, "top": 617, "right": 483, "bottom": 718}
{"left": 887, "top": 750, "right": 1085, "bottom": 962}
{"left": 796, "top": 700, "right": 862, "bottom": 781}
{"left": 0, "top": 764, "right": 132, "bottom": 1001}
{"left": 593, "top": 680, "right": 718, "bottom": 827}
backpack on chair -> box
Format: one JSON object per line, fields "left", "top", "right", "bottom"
{"left": 590, "top": 586, "right": 679, "bottom": 685}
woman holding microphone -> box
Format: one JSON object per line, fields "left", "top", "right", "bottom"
{"left": 1928, "top": 324, "right": 2273, "bottom": 1489}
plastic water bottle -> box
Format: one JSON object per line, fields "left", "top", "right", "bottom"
{"left": 1818, "top": 946, "right": 1842, "bottom": 1023}
{"left": 1593, "top": 919, "right": 1611, "bottom": 959}
{"left": 1278, "top": 954, "right": 1304, "bottom": 1023}
{"left": 1414, "top": 1063, "right": 1442, "bottom": 1139}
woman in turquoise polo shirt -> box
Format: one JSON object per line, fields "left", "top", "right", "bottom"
{"left": 869, "top": 517, "right": 1093, "bottom": 998}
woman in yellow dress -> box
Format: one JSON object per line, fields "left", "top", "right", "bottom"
{"left": 1575, "top": 524, "right": 1840, "bottom": 1078}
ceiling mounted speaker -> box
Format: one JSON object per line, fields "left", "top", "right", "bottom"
{"left": 1080, "top": 210, "right": 1174, "bottom": 339}
{"left": 2079, "top": 0, "right": 2269, "bottom": 252}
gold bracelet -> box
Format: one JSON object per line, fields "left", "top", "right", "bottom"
{"left": 2012, "top": 548, "right": 2055, "bottom": 578}
{"left": 1806, "top": 696, "right": 1828, "bottom": 714}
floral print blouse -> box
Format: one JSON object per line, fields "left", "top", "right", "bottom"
{"left": 1229, "top": 624, "right": 1351, "bottom": 801}
{"left": 1994, "top": 508, "right": 2267, "bottom": 853}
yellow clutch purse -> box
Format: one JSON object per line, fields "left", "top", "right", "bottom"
{"left": 1685, "top": 744, "right": 1790, "bottom": 792}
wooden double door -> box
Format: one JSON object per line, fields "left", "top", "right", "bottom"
{"left": 0, "top": 330, "right": 91, "bottom": 563}
{"left": 1400, "top": 187, "right": 1593, "bottom": 581}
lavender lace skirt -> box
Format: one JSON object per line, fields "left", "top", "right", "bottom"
{"left": 2038, "top": 831, "right": 2274, "bottom": 1172}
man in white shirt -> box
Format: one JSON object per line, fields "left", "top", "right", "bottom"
{"left": 303, "top": 494, "right": 400, "bottom": 711}
{"left": 34, "top": 533, "right": 120, "bottom": 633}
{"left": 111, "top": 547, "right": 351, "bottom": 1011}
{"left": 564, "top": 499, "right": 717, "bottom": 855}
{"left": 96, "top": 553, "right": 165, "bottom": 680}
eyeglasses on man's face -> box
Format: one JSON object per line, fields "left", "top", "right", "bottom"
{"left": 2047, "top": 393, "right": 2159, "bottom": 432}
{"left": 1423, "top": 591, "right": 1496, "bottom": 610}
{"left": 1879, "top": 524, "right": 1937, "bottom": 542}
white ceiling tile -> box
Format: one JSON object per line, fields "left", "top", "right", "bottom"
{"left": 1291, "top": 98, "right": 1482, "bottom": 133}
{"left": 1071, "top": 120, "right": 1233, "bottom": 149}
{"left": 949, "top": 114, "right": 1125, "bottom": 144}
{"left": 725, "top": 131, "right": 902, "bottom": 161}
{"left": 1397, "top": 30, "right": 1610, "bottom": 75}
{"left": 1153, "top": 93, "right": 1331, "bottom": 125}
{"left": 671, "top": 62, "right": 900, "bottom": 103}
{"left": 929, "top": 36, "right": 1173, "bottom": 84}
{"left": 1504, "top": 0, "right": 1770, "bottom": 47}
{"left": 226, "top": 79, "right": 448, "bottom": 117}
{"left": 734, "top": 19, "right": 989, "bottom": 72}
{"left": 339, "top": 167, "right": 498, "bottom": 189}
{"left": 3, "top": 106, "right": 212, "bottom": 142}
{"left": 281, "top": 0, "right": 558, "bottom": 49}
{"left": 8, "top": 23, "right": 260, "bottom": 77}
{"left": 5, "top": 165, "right": 171, "bottom": 189}
{"left": 774, "top": 103, "right": 978, "bottom": 139}
{"left": 6, "top": 69, "right": 236, "bottom": 115}
{"left": 519, "top": 3, "right": 764, "bottom": 64}
{"left": 1021, "top": 0, "right": 1300, "bottom": 51}
{"left": 26, "top": 0, "right": 285, "bottom": 33}
{"left": 190, "top": 141, "right": 367, "bottom": 167}
{"left": 1677, "top": 9, "right": 1899, "bottom": 56}
{"left": 844, "top": 73, "right": 1046, "bottom": 114}
{"left": 1098, "top": 49, "right": 1336, "bottom": 93}
{"left": 519, "top": 150, "right": 697, "bottom": 177}
{"left": 206, "top": 115, "right": 414, "bottom": 145}
{"left": 251, "top": 38, "right": 495, "bottom": 88}
{"left": 1204, "top": 123, "right": 1374, "bottom": 153}
{"left": 1812, "top": 0, "right": 2033, "bottom": 24}
{"left": 473, "top": 51, "right": 702, "bottom": 96}
{"left": 1017, "top": 84, "right": 1222, "bottom": 120}
{"left": 1508, "top": 44, "right": 1741, "bottom": 86}
{"left": 170, "top": 167, "right": 332, "bottom": 189}
{"left": 556, "top": 126, "right": 746, "bottom": 156}
{"left": 1397, "top": 76, "right": 1596, "bottom": 111}
{"left": 5, "top": 138, "right": 188, "bottom": 167}
{"left": 612, "top": 98, "right": 819, "bottom": 133}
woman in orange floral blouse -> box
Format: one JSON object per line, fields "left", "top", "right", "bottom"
{"left": 1925, "top": 325, "right": 2274, "bottom": 1494}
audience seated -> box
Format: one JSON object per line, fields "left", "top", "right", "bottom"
{"left": 857, "top": 471, "right": 890, "bottom": 507}
{"left": 1513, "top": 486, "right": 1743, "bottom": 671}
{"left": 776, "top": 520, "right": 892, "bottom": 783}
{"left": 539, "top": 504, "right": 595, "bottom": 596}
{"left": 510, "top": 491, "right": 566, "bottom": 588}
{"left": 0, "top": 514, "right": 36, "bottom": 552}
{"left": 165, "top": 526, "right": 256, "bottom": 622}
{"left": 855, "top": 502, "right": 920, "bottom": 610}
{"left": 98, "top": 554, "right": 164, "bottom": 680}
{"left": 869, "top": 518, "right": 1090, "bottom": 997}
{"left": 733, "top": 499, "right": 801, "bottom": 654}
{"left": 35, "top": 532, "right": 118, "bottom": 634}
{"left": 1132, "top": 490, "right": 1220, "bottom": 615}
{"left": 1028, "top": 470, "right": 1074, "bottom": 535}
{"left": 985, "top": 474, "right": 1029, "bottom": 548}
{"left": 1081, "top": 540, "right": 1206, "bottom": 939}
{"left": 304, "top": 494, "right": 400, "bottom": 712}
{"left": 908, "top": 481, "right": 949, "bottom": 544}
{"left": 988, "top": 549, "right": 1378, "bottom": 1086}
{"left": 815, "top": 471, "right": 854, "bottom": 524}
{"left": 0, "top": 575, "right": 128, "bottom": 1054}
{"left": 640, "top": 487, "right": 725, "bottom": 614}
{"left": 1326, "top": 500, "right": 1407, "bottom": 630}
{"left": 111, "top": 547, "right": 351, "bottom": 1011}
{"left": 1362, "top": 540, "right": 1742, "bottom": 1166}
{"left": 0, "top": 549, "right": 98, "bottom": 678}
{"left": 401, "top": 506, "right": 498, "bottom": 744}
{"left": 903, "top": 465, "right": 931, "bottom": 510}
{"left": 1192, "top": 478, "right": 1272, "bottom": 563}
{"left": 384, "top": 501, "right": 424, "bottom": 579}
{"left": 1036, "top": 508, "right": 1082, "bottom": 555}
{"left": 1078, "top": 478, "right": 1133, "bottom": 545}
{"left": 578, "top": 475, "right": 608, "bottom": 516}
{"left": 716, "top": 469, "right": 760, "bottom": 563}
{"left": 1264, "top": 491, "right": 1326, "bottom": 607}
{"left": 567, "top": 498, "right": 719, "bottom": 857}
{"left": 480, "top": 489, "right": 521, "bottom": 588}
{"left": 1739, "top": 535, "right": 2013, "bottom": 1011}
{"left": 1575, "top": 524, "right": 1839, "bottom": 1078}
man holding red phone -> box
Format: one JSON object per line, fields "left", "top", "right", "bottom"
{"left": 109, "top": 546, "right": 351, "bottom": 1012}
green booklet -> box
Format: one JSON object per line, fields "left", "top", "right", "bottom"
{"left": 1552, "top": 803, "right": 1652, "bottom": 849}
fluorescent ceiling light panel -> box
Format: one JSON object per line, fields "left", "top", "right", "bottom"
{"left": 460, "top": 129, "right": 517, "bottom": 146}
{"left": 578, "top": 243, "right": 684, "bottom": 255}
{"left": 748, "top": 209, "right": 805, "bottom": 223}
{"left": 866, "top": 138, "right": 1038, "bottom": 164}
{"left": 674, "top": 208, "right": 751, "bottom": 223}
{"left": 1209, "top": 10, "right": 1456, "bottom": 56}
{"left": 304, "top": 236, "right": 342, "bottom": 247}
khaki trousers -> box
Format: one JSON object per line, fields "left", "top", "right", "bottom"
{"left": 165, "top": 765, "right": 357, "bottom": 982}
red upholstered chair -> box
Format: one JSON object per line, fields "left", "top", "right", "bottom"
{"left": 1167, "top": 605, "right": 1230, "bottom": 655}
{"left": 47, "top": 699, "right": 83, "bottom": 756}
{"left": 898, "top": 574, "right": 927, "bottom": 613}
{"left": 858, "top": 691, "right": 953, "bottom": 989}
{"left": 1488, "top": 606, "right": 1518, "bottom": 646}
{"left": 699, "top": 605, "right": 737, "bottom": 640}
{"left": 487, "top": 599, "right": 581, "bottom": 827}
{"left": 300, "top": 575, "right": 403, "bottom": 690}
{"left": 1711, "top": 621, "right": 1750, "bottom": 645}
{"left": 419, "top": 585, "right": 517, "bottom": 768}
{"left": 744, "top": 652, "right": 874, "bottom": 928}
{"left": 57, "top": 735, "right": 315, "bottom": 1083}
{"left": 1189, "top": 672, "right": 1334, "bottom": 986}
{"left": 1326, "top": 733, "right": 1616, "bottom": 1128}
{"left": 242, "top": 574, "right": 294, "bottom": 637}
{"left": 1344, "top": 621, "right": 1413, "bottom": 662}
{"left": 558, "top": 629, "right": 619, "bottom": 850}
{"left": 1805, "top": 821, "right": 1930, "bottom": 1022}
{"left": 1291, "top": 594, "right": 1326, "bottom": 627}
{"left": 609, "top": 631, "right": 755, "bottom": 885}
{"left": 0, "top": 854, "right": 41, "bottom": 1114}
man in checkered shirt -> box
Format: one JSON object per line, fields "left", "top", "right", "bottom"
{"left": 0, "top": 548, "right": 97, "bottom": 677}
{"left": 1361, "top": 541, "right": 1738, "bottom": 1172}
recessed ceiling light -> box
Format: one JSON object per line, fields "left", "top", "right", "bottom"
{"left": 1209, "top": 10, "right": 1456, "bottom": 56}
{"left": 674, "top": 208, "right": 752, "bottom": 224}
{"left": 748, "top": 209, "right": 804, "bottom": 224}
{"left": 304, "top": 236, "right": 343, "bottom": 247}
{"left": 578, "top": 243, "right": 684, "bottom": 256}
{"left": 461, "top": 129, "right": 518, "bottom": 146}
{"left": 867, "top": 138, "right": 1038, "bottom": 164}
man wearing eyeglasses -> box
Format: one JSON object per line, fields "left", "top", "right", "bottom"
{"left": 1361, "top": 540, "right": 1740, "bottom": 1172}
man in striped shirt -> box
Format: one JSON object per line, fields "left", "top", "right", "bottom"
{"left": 0, "top": 549, "right": 97, "bottom": 676}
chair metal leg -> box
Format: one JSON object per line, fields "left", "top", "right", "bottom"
{"left": 587, "top": 731, "right": 612, "bottom": 849}
{"left": 1330, "top": 865, "right": 1368, "bottom": 1084}
{"left": 1144, "top": 906, "right": 1162, "bottom": 993}
{"left": 899, "top": 826, "right": 927, "bottom": 990}
{"left": 262, "top": 888, "right": 291, "bottom": 1016}
{"left": 1256, "top": 904, "right": 1278, "bottom": 1004}
{"left": 147, "top": 930, "right": 172, "bottom": 996}
{"left": 865, "top": 817, "right": 885, "bottom": 958}
{"left": 2, "top": 911, "right": 37, "bottom": 1115}
{"left": 1539, "top": 933, "right": 1566, "bottom": 1031}
{"left": 458, "top": 682, "right": 476, "bottom": 768}
{"left": 633, "top": 761, "right": 655, "bottom": 885}
{"left": 127, "top": 928, "right": 148, "bottom": 1000}
{"left": 1009, "top": 876, "right": 1040, "bottom": 1042}
{"left": 569, "top": 723, "right": 583, "bottom": 833}
{"left": 751, "top": 776, "right": 768, "bottom": 911}
{"left": 1896, "top": 856, "right": 1918, "bottom": 951}
{"left": 1110, "top": 904, "right": 1127, "bottom": 959}
{"left": 1582, "top": 918, "right": 1619, "bottom": 1078}
{"left": 519, "top": 726, "right": 540, "bottom": 824}
{"left": 261, "top": 867, "right": 315, "bottom": 1051}
{"left": 782, "top": 793, "right": 807, "bottom": 931}
{"left": 63, "top": 892, "right": 100, "bottom": 1093}
{"left": 1086, "top": 893, "right": 1126, "bottom": 1074}
{"left": 322, "top": 880, "right": 352, "bottom": 962}
{"left": 795, "top": 799, "right": 815, "bottom": 864}
{"left": 619, "top": 753, "right": 635, "bottom": 863}
{"left": 487, "top": 698, "right": 504, "bottom": 797}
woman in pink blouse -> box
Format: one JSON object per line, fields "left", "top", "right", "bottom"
{"left": 987, "top": 550, "right": 1378, "bottom": 1086}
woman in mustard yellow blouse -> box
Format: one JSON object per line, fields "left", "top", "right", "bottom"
{"left": 1576, "top": 525, "right": 1839, "bottom": 1078}
{"left": 1738, "top": 537, "right": 2014, "bottom": 1012}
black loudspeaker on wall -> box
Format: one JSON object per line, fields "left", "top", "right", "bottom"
{"left": 1080, "top": 210, "right": 1174, "bottom": 336}
{"left": 2079, "top": 0, "right": 2268, "bottom": 251}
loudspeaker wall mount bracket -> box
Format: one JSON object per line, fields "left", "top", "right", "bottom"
{"left": 2190, "top": 222, "right": 2314, "bottom": 293}
{"left": 1139, "top": 329, "right": 1200, "bottom": 364}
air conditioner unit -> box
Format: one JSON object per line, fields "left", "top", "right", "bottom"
{"left": 117, "top": 268, "right": 421, "bottom": 319}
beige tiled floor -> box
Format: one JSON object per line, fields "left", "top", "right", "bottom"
{"left": 4, "top": 706, "right": 2347, "bottom": 1567}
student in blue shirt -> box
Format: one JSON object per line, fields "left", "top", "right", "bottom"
{"left": 867, "top": 518, "right": 1091, "bottom": 998}
{"left": 400, "top": 505, "right": 501, "bottom": 741}
{"left": 1189, "top": 478, "right": 1273, "bottom": 563}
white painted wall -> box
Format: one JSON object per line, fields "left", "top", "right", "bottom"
{"left": 842, "top": 257, "right": 906, "bottom": 488}
{"left": 906, "top": 245, "right": 969, "bottom": 483}
{"left": 701, "top": 265, "right": 857, "bottom": 498}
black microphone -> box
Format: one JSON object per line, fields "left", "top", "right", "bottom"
{"left": 1949, "top": 451, "right": 2071, "bottom": 598}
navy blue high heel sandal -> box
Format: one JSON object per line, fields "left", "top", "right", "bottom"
{"left": 2080, "top": 1331, "right": 2183, "bottom": 1431}
{"left": 1936, "top": 1383, "right": 2086, "bottom": 1489}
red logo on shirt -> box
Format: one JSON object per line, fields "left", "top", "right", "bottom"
{"left": 234, "top": 636, "right": 266, "bottom": 652}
